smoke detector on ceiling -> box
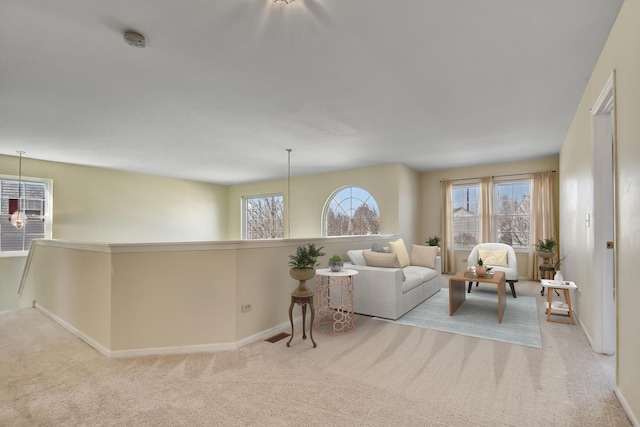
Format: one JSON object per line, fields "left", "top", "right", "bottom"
{"left": 123, "top": 31, "right": 146, "bottom": 48}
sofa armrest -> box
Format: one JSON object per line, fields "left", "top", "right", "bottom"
{"left": 435, "top": 256, "right": 441, "bottom": 275}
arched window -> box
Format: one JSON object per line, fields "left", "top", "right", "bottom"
{"left": 323, "top": 186, "right": 380, "bottom": 236}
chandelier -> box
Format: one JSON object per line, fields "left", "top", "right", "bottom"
{"left": 10, "top": 151, "right": 28, "bottom": 229}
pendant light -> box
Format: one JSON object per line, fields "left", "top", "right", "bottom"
{"left": 10, "top": 151, "right": 28, "bottom": 229}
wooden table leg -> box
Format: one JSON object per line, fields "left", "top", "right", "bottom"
{"left": 564, "top": 289, "right": 575, "bottom": 325}
{"left": 497, "top": 278, "right": 506, "bottom": 324}
{"left": 449, "top": 278, "right": 466, "bottom": 316}
{"left": 301, "top": 303, "right": 307, "bottom": 340}
{"left": 546, "top": 287, "right": 553, "bottom": 322}
{"left": 286, "top": 299, "right": 295, "bottom": 347}
{"left": 308, "top": 301, "right": 317, "bottom": 348}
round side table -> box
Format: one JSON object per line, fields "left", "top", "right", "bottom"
{"left": 314, "top": 268, "right": 358, "bottom": 335}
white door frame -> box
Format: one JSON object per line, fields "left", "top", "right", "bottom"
{"left": 590, "top": 72, "right": 617, "bottom": 355}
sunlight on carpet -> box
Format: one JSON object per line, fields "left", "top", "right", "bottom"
{"left": 375, "top": 288, "right": 543, "bottom": 349}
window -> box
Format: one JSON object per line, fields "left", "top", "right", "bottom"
{"left": 243, "top": 194, "right": 283, "bottom": 239}
{"left": 323, "top": 186, "right": 380, "bottom": 236}
{"left": 0, "top": 177, "right": 52, "bottom": 254}
{"left": 451, "top": 179, "right": 531, "bottom": 250}
{"left": 494, "top": 180, "right": 530, "bottom": 249}
{"left": 452, "top": 185, "right": 479, "bottom": 247}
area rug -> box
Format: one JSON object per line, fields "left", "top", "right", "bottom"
{"left": 375, "top": 288, "right": 543, "bottom": 349}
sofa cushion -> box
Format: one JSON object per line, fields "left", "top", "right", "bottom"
{"left": 402, "top": 272, "right": 423, "bottom": 293}
{"left": 404, "top": 265, "right": 439, "bottom": 282}
{"left": 389, "top": 238, "right": 410, "bottom": 267}
{"left": 347, "top": 249, "right": 369, "bottom": 266}
{"left": 409, "top": 244, "right": 437, "bottom": 269}
{"left": 478, "top": 249, "right": 509, "bottom": 267}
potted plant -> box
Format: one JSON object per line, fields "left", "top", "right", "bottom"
{"left": 288, "top": 244, "right": 325, "bottom": 296}
{"left": 329, "top": 254, "right": 343, "bottom": 272}
{"left": 536, "top": 238, "right": 558, "bottom": 268}
{"left": 476, "top": 257, "right": 486, "bottom": 277}
{"left": 426, "top": 236, "right": 440, "bottom": 247}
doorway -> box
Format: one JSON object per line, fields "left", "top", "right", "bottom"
{"left": 591, "top": 72, "right": 617, "bottom": 355}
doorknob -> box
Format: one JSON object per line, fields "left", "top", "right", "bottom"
{"left": 606, "top": 241, "right": 614, "bottom": 249}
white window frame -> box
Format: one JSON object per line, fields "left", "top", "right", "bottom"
{"left": 492, "top": 179, "right": 531, "bottom": 251}
{"left": 322, "top": 186, "right": 380, "bottom": 237}
{"left": 242, "top": 193, "right": 284, "bottom": 240}
{"left": 0, "top": 175, "right": 53, "bottom": 257}
{"left": 452, "top": 183, "right": 479, "bottom": 249}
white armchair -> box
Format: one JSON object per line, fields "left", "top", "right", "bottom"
{"left": 467, "top": 243, "right": 519, "bottom": 298}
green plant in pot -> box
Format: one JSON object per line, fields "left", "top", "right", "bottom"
{"left": 426, "top": 236, "right": 440, "bottom": 247}
{"left": 329, "top": 254, "right": 343, "bottom": 272}
{"left": 476, "top": 257, "right": 486, "bottom": 277}
{"left": 536, "top": 238, "right": 557, "bottom": 268}
{"left": 288, "top": 244, "right": 325, "bottom": 296}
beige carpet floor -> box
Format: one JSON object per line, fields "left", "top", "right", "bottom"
{"left": 0, "top": 279, "right": 631, "bottom": 426}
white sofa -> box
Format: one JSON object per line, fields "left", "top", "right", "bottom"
{"left": 344, "top": 249, "right": 441, "bottom": 320}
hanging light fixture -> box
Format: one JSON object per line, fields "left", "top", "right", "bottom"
{"left": 10, "top": 151, "right": 28, "bottom": 229}
{"left": 286, "top": 148, "right": 292, "bottom": 239}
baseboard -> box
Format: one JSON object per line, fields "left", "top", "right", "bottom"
{"left": 33, "top": 304, "right": 303, "bottom": 358}
{"left": 34, "top": 303, "right": 112, "bottom": 358}
{"left": 615, "top": 387, "right": 639, "bottom": 427}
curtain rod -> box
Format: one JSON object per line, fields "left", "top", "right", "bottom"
{"left": 440, "top": 170, "right": 556, "bottom": 183}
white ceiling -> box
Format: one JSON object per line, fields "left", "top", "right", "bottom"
{"left": 0, "top": 0, "right": 623, "bottom": 185}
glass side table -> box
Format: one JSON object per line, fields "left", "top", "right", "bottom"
{"left": 314, "top": 268, "right": 358, "bottom": 335}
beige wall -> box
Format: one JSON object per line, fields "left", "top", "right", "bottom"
{"left": 226, "top": 163, "right": 417, "bottom": 244}
{"left": 19, "top": 236, "right": 392, "bottom": 354}
{"left": 19, "top": 243, "right": 112, "bottom": 349}
{"left": 418, "top": 156, "right": 560, "bottom": 274}
{"left": 0, "top": 154, "right": 228, "bottom": 244}
{"left": 561, "top": 0, "right": 640, "bottom": 422}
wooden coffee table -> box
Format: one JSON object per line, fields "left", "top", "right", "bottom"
{"left": 449, "top": 271, "right": 506, "bottom": 323}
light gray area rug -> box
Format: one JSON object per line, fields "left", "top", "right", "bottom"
{"left": 378, "top": 288, "right": 543, "bottom": 349}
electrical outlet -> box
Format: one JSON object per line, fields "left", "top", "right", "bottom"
{"left": 241, "top": 303, "right": 252, "bottom": 312}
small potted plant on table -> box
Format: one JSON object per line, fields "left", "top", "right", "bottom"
{"left": 476, "top": 257, "right": 486, "bottom": 277}
{"left": 329, "top": 255, "right": 343, "bottom": 272}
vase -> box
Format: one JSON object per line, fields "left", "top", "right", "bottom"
{"left": 289, "top": 268, "right": 316, "bottom": 297}
{"left": 329, "top": 260, "right": 343, "bottom": 272}
{"left": 476, "top": 265, "right": 486, "bottom": 277}
{"left": 554, "top": 270, "right": 564, "bottom": 282}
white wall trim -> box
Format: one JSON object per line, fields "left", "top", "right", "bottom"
{"left": 31, "top": 234, "right": 398, "bottom": 254}
{"left": 615, "top": 387, "right": 640, "bottom": 427}
{"left": 34, "top": 303, "right": 112, "bottom": 358}
{"left": 33, "top": 304, "right": 305, "bottom": 359}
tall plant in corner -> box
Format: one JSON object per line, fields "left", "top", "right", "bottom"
{"left": 288, "top": 244, "right": 325, "bottom": 296}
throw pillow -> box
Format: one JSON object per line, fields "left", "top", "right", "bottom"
{"left": 346, "top": 249, "right": 369, "bottom": 266}
{"left": 409, "top": 244, "right": 437, "bottom": 269}
{"left": 362, "top": 251, "right": 402, "bottom": 268}
{"left": 388, "top": 238, "right": 410, "bottom": 267}
{"left": 478, "top": 249, "right": 509, "bottom": 267}
{"left": 362, "top": 251, "right": 406, "bottom": 281}
{"left": 371, "top": 242, "right": 389, "bottom": 253}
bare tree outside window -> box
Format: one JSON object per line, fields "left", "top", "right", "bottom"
{"left": 494, "top": 181, "right": 530, "bottom": 249}
{"left": 243, "top": 194, "right": 283, "bottom": 239}
{"left": 324, "top": 187, "right": 380, "bottom": 236}
{"left": 453, "top": 185, "right": 479, "bottom": 247}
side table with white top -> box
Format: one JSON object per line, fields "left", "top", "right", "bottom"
{"left": 314, "top": 268, "right": 358, "bottom": 335}
{"left": 541, "top": 279, "right": 577, "bottom": 324}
